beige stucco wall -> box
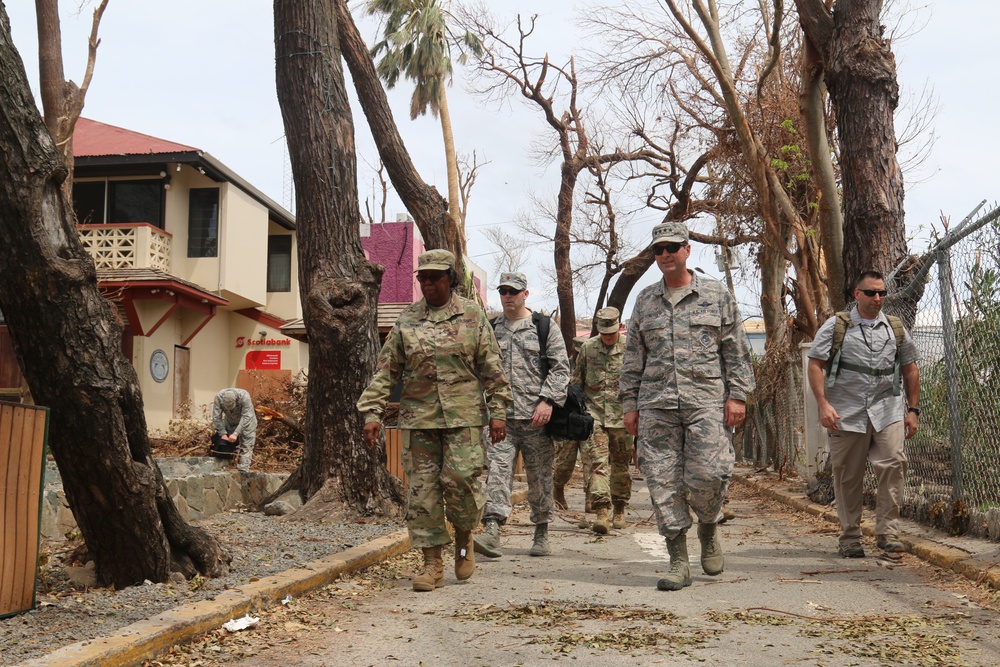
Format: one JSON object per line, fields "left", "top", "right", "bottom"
{"left": 137, "top": 306, "right": 307, "bottom": 432}
{"left": 169, "top": 167, "right": 226, "bottom": 287}
{"left": 264, "top": 223, "right": 300, "bottom": 321}
{"left": 219, "top": 184, "right": 268, "bottom": 308}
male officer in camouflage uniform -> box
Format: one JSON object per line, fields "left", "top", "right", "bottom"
{"left": 572, "top": 307, "right": 634, "bottom": 532}
{"left": 474, "top": 272, "right": 570, "bottom": 558}
{"left": 357, "top": 249, "right": 511, "bottom": 591}
{"left": 620, "top": 223, "right": 755, "bottom": 591}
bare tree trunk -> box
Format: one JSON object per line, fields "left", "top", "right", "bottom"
{"left": 34, "top": 0, "right": 108, "bottom": 205}
{"left": 0, "top": 8, "right": 228, "bottom": 588}
{"left": 275, "top": 0, "right": 403, "bottom": 512}
{"left": 334, "top": 1, "right": 457, "bottom": 271}
{"left": 795, "top": 0, "right": 908, "bottom": 296}
{"left": 554, "top": 162, "right": 578, "bottom": 346}
{"left": 799, "top": 37, "right": 844, "bottom": 311}
{"left": 438, "top": 91, "right": 466, "bottom": 261}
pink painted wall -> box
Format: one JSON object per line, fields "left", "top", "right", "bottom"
{"left": 362, "top": 221, "right": 423, "bottom": 303}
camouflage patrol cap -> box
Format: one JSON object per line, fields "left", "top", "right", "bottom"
{"left": 415, "top": 248, "right": 456, "bottom": 272}
{"left": 220, "top": 389, "right": 238, "bottom": 410}
{"left": 498, "top": 272, "right": 528, "bottom": 291}
{"left": 650, "top": 222, "right": 689, "bottom": 246}
{"left": 596, "top": 307, "right": 621, "bottom": 334}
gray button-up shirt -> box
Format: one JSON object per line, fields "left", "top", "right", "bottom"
{"left": 808, "top": 306, "right": 919, "bottom": 433}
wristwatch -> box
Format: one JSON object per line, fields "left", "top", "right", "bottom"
{"left": 907, "top": 406, "right": 921, "bottom": 416}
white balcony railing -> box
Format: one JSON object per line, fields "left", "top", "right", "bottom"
{"left": 77, "top": 223, "right": 172, "bottom": 272}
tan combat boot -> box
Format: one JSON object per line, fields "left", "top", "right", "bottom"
{"left": 454, "top": 529, "right": 475, "bottom": 581}
{"left": 553, "top": 485, "right": 568, "bottom": 510}
{"left": 612, "top": 501, "right": 627, "bottom": 529}
{"left": 412, "top": 546, "right": 444, "bottom": 592}
{"left": 697, "top": 522, "right": 725, "bottom": 576}
{"left": 656, "top": 533, "right": 692, "bottom": 591}
{"left": 592, "top": 507, "right": 610, "bottom": 535}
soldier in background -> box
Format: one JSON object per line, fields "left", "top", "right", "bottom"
{"left": 358, "top": 249, "right": 511, "bottom": 592}
{"left": 556, "top": 307, "right": 634, "bottom": 534}
{"left": 620, "top": 222, "right": 755, "bottom": 591}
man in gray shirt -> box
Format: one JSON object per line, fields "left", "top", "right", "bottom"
{"left": 807, "top": 270, "right": 921, "bottom": 558}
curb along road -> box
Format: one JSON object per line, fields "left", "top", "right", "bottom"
{"left": 17, "top": 477, "right": 1000, "bottom": 666}
{"left": 14, "top": 487, "right": 528, "bottom": 667}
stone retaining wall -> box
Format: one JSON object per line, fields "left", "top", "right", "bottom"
{"left": 41, "top": 458, "right": 300, "bottom": 540}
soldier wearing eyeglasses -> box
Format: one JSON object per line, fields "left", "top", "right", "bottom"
{"left": 357, "top": 249, "right": 511, "bottom": 592}
{"left": 619, "top": 222, "right": 755, "bottom": 592}
{"left": 807, "top": 270, "right": 920, "bottom": 559}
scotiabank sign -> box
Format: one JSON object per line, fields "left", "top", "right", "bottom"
{"left": 246, "top": 350, "right": 282, "bottom": 370}
{"left": 235, "top": 337, "right": 291, "bottom": 348}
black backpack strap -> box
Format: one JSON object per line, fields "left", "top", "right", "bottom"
{"left": 532, "top": 311, "right": 550, "bottom": 381}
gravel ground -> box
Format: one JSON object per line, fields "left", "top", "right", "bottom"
{"left": 0, "top": 507, "right": 404, "bottom": 666}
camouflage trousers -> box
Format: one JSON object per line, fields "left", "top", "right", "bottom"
{"left": 482, "top": 419, "right": 555, "bottom": 526}
{"left": 606, "top": 426, "right": 635, "bottom": 504}
{"left": 552, "top": 438, "right": 593, "bottom": 500}
{"left": 236, "top": 431, "right": 256, "bottom": 472}
{"left": 401, "top": 427, "right": 487, "bottom": 548}
{"left": 552, "top": 437, "right": 600, "bottom": 510}
{"left": 554, "top": 426, "right": 634, "bottom": 509}
{"left": 637, "top": 407, "right": 733, "bottom": 539}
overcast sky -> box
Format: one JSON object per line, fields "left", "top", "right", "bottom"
{"left": 5, "top": 0, "right": 998, "bottom": 318}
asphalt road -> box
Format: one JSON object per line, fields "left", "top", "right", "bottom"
{"left": 191, "top": 476, "right": 1000, "bottom": 667}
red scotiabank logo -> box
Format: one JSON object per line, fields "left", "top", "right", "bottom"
{"left": 235, "top": 337, "right": 291, "bottom": 349}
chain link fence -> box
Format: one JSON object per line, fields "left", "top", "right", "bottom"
{"left": 743, "top": 203, "right": 1000, "bottom": 541}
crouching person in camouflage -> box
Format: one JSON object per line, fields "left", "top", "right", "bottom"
{"left": 620, "top": 223, "right": 755, "bottom": 591}
{"left": 358, "top": 250, "right": 511, "bottom": 592}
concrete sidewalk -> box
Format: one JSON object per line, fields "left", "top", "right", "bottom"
{"left": 16, "top": 475, "right": 1000, "bottom": 667}
{"left": 737, "top": 471, "right": 1000, "bottom": 590}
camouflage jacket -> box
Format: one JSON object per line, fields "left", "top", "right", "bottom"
{"left": 620, "top": 272, "right": 755, "bottom": 412}
{"left": 356, "top": 293, "right": 511, "bottom": 428}
{"left": 493, "top": 312, "right": 570, "bottom": 420}
{"left": 572, "top": 334, "right": 627, "bottom": 428}
{"left": 212, "top": 388, "right": 257, "bottom": 437}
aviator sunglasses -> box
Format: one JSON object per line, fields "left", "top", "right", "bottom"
{"left": 498, "top": 287, "right": 524, "bottom": 296}
{"left": 857, "top": 288, "right": 888, "bottom": 297}
{"left": 652, "top": 242, "right": 687, "bottom": 256}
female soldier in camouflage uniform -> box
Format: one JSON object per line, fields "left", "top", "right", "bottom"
{"left": 357, "top": 249, "right": 511, "bottom": 592}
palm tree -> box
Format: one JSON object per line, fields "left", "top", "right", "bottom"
{"left": 367, "top": 0, "right": 481, "bottom": 268}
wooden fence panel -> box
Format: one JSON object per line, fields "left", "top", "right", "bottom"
{"left": 0, "top": 401, "right": 49, "bottom": 618}
{"left": 384, "top": 428, "right": 407, "bottom": 487}
{"left": 383, "top": 428, "right": 524, "bottom": 487}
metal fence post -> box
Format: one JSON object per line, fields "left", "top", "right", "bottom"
{"left": 937, "top": 247, "right": 965, "bottom": 501}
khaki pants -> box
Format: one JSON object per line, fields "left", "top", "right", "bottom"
{"left": 828, "top": 419, "right": 907, "bottom": 547}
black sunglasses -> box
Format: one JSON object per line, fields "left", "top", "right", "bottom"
{"left": 498, "top": 287, "right": 523, "bottom": 296}
{"left": 416, "top": 271, "right": 448, "bottom": 283}
{"left": 652, "top": 242, "right": 687, "bottom": 256}
{"left": 857, "top": 288, "right": 888, "bottom": 297}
